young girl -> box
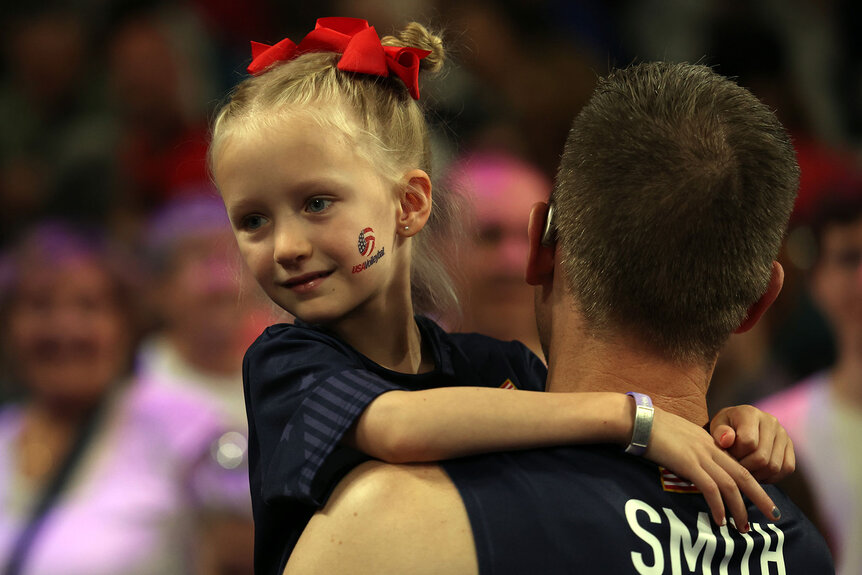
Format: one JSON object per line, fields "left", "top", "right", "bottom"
{"left": 209, "top": 17, "right": 791, "bottom": 574}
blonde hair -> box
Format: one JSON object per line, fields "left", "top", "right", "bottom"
{"left": 210, "top": 22, "right": 461, "bottom": 317}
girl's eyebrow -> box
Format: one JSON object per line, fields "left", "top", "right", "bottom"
{"left": 224, "top": 197, "right": 262, "bottom": 220}
{"left": 286, "top": 179, "right": 356, "bottom": 202}
{"left": 292, "top": 172, "right": 353, "bottom": 191}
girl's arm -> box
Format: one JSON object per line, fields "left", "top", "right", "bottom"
{"left": 345, "top": 388, "right": 780, "bottom": 531}
{"left": 346, "top": 389, "right": 632, "bottom": 461}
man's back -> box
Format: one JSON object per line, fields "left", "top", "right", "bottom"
{"left": 442, "top": 445, "right": 834, "bottom": 574}
{"left": 285, "top": 445, "right": 833, "bottom": 575}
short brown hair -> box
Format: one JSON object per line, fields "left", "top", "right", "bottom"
{"left": 551, "top": 62, "right": 799, "bottom": 363}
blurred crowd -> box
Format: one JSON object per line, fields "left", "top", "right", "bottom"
{"left": 0, "top": 0, "right": 860, "bottom": 574}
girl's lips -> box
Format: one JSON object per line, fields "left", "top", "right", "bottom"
{"left": 283, "top": 270, "right": 333, "bottom": 292}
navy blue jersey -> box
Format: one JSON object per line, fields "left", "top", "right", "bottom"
{"left": 443, "top": 445, "right": 834, "bottom": 574}
{"left": 243, "top": 315, "right": 547, "bottom": 575}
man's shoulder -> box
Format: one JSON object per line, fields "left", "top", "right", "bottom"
{"left": 285, "top": 460, "right": 478, "bottom": 575}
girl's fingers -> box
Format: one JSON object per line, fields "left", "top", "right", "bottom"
{"left": 765, "top": 432, "right": 789, "bottom": 482}
{"left": 688, "top": 467, "right": 726, "bottom": 527}
{"left": 725, "top": 410, "right": 759, "bottom": 458}
{"left": 783, "top": 436, "right": 796, "bottom": 477}
{"left": 650, "top": 410, "right": 781, "bottom": 530}
{"left": 740, "top": 422, "right": 773, "bottom": 473}
{"left": 711, "top": 423, "right": 735, "bottom": 449}
{"left": 723, "top": 453, "right": 781, "bottom": 525}
{"left": 748, "top": 430, "right": 785, "bottom": 483}
{"left": 711, "top": 459, "right": 750, "bottom": 532}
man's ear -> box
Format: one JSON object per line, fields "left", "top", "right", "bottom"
{"left": 526, "top": 202, "right": 556, "bottom": 286}
{"left": 397, "top": 169, "right": 432, "bottom": 237}
{"left": 735, "top": 261, "right": 784, "bottom": 334}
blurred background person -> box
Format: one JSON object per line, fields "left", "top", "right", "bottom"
{"left": 430, "top": 0, "right": 602, "bottom": 177}
{"left": 0, "top": 221, "right": 250, "bottom": 575}
{"left": 0, "top": 5, "right": 114, "bottom": 246}
{"left": 442, "top": 150, "right": 549, "bottom": 357}
{"left": 758, "top": 186, "right": 862, "bottom": 575}
{"left": 136, "top": 194, "right": 281, "bottom": 431}
{"left": 103, "top": 4, "right": 219, "bottom": 242}
{"left": 134, "top": 194, "right": 284, "bottom": 575}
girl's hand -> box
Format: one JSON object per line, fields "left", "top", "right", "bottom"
{"left": 709, "top": 405, "right": 796, "bottom": 483}
{"left": 645, "top": 407, "right": 781, "bottom": 532}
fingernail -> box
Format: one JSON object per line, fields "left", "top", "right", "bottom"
{"left": 741, "top": 522, "right": 750, "bottom": 533}
{"left": 720, "top": 432, "right": 729, "bottom": 442}
{"left": 771, "top": 506, "right": 781, "bottom": 520}
{"left": 720, "top": 517, "right": 727, "bottom": 527}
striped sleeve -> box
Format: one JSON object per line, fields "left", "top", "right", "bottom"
{"left": 245, "top": 330, "right": 405, "bottom": 506}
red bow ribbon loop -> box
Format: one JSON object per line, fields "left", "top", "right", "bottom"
{"left": 247, "top": 38, "right": 297, "bottom": 76}
{"left": 246, "top": 17, "right": 431, "bottom": 100}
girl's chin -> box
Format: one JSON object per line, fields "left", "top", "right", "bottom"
{"left": 289, "top": 308, "right": 342, "bottom": 327}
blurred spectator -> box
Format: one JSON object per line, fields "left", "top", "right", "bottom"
{"left": 757, "top": 187, "right": 862, "bottom": 575}
{"left": 621, "top": 0, "right": 849, "bottom": 146}
{"left": 702, "top": 10, "right": 858, "bottom": 412}
{"left": 443, "top": 150, "right": 549, "bottom": 357}
{"left": 134, "top": 195, "right": 287, "bottom": 575}
{"left": 704, "top": 9, "right": 860, "bottom": 227}
{"left": 0, "top": 6, "right": 115, "bottom": 245}
{"left": 104, "top": 5, "right": 218, "bottom": 241}
{"left": 433, "top": 0, "right": 600, "bottom": 176}
{"left": 185, "top": 0, "right": 280, "bottom": 92}
{"left": 136, "top": 194, "right": 281, "bottom": 431}
{"left": 0, "top": 221, "right": 250, "bottom": 575}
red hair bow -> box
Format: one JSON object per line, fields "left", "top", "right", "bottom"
{"left": 247, "top": 17, "right": 431, "bottom": 100}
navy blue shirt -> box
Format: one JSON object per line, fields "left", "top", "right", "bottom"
{"left": 443, "top": 444, "right": 834, "bottom": 574}
{"left": 242, "top": 315, "right": 547, "bottom": 575}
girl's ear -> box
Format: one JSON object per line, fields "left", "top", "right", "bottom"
{"left": 397, "top": 169, "right": 432, "bottom": 237}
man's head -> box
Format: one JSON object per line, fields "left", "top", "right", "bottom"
{"left": 533, "top": 62, "right": 799, "bottom": 365}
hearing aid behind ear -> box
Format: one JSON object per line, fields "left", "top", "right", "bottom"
{"left": 541, "top": 203, "right": 556, "bottom": 247}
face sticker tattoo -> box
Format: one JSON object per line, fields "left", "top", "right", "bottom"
{"left": 353, "top": 227, "right": 385, "bottom": 274}
{"left": 358, "top": 227, "right": 375, "bottom": 256}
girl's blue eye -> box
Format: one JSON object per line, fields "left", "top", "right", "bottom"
{"left": 307, "top": 198, "right": 333, "bottom": 214}
{"left": 241, "top": 214, "right": 267, "bottom": 231}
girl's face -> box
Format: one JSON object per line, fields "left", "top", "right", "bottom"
{"left": 214, "top": 116, "right": 408, "bottom": 330}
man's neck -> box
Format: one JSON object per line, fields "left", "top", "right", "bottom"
{"left": 545, "top": 328, "right": 714, "bottom": 426}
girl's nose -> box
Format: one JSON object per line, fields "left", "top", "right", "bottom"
{"left": 273, "top": 225, "right": 312, "bottom": 265}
